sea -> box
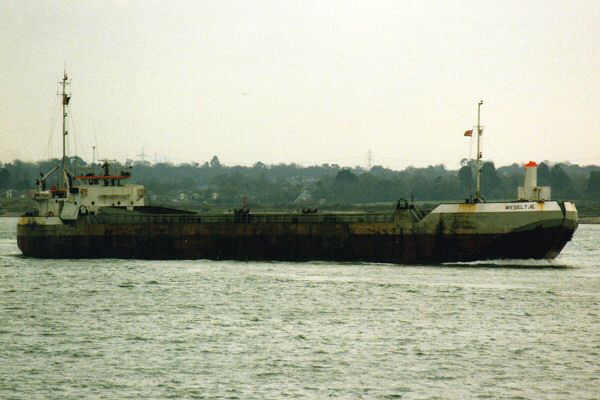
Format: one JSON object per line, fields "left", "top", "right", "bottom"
{"left": 1, "top": 218, "right": 599, "bottom": 400}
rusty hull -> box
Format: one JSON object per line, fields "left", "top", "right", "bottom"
{"left": 17, "top": 204, "right": 578, "bottom": 263}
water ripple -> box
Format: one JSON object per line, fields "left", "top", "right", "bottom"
{"left": 1, "top": 219, "right": 599, "bottom": 399}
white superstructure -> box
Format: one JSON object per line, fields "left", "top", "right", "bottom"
{"left": 31, "top": 72, "right": 145, "bottom": 221}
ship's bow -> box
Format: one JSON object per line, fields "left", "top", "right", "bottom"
{"left": 545, "top": 201, "right": 578, "bottom": 259}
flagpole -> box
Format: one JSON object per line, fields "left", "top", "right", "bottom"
{"left": 475, "top": 100, "right": 483, "bottom": 201}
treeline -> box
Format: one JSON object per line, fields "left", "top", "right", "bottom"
{"left": 2, "top": 156, "right": 600, "bottom": 207}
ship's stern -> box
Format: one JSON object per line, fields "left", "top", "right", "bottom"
{"left": 17, "top": 215, "right": 65, "bottom": 257}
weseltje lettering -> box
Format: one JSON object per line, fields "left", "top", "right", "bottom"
{"left": 505, "top": 204, "right": 536, "bottom": 211}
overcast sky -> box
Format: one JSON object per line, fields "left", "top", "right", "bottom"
{"left": 1, "top": 1, "right": 599, "bottom": 169}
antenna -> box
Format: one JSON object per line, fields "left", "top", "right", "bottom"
{"left": 92, "top": 145, "right": 96, "bottom": 174}
{"left": 367, "top": 149, "right": 372, "bottom": 170}
{"left": 475, "top": 100, "right": 483, "bottom": 201}
{"left": 137, "top": 146, "right": 147, "bottom": 163}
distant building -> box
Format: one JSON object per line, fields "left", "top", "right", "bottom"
{"left": 294, "top": 188, "right": 312, "bottom": 203}
{"left": 175, "top": 192, "right": 189, "bottom": 202}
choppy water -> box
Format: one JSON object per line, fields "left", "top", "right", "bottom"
{"left": 1, "top": 218, "right": 599, "bottom": 399}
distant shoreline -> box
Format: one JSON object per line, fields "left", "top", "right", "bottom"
{"left": 0, "top": 212, "right": 22, "bottom": 218}
{"left": 580, "top": 217, "right": 600, "bottom": 224}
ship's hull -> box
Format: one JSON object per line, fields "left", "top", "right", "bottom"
{"left": 17, "top": 223, "right": 574, "bottom": 263}
{"left": 17, "top": 201, "right": 578, "bottom": 264}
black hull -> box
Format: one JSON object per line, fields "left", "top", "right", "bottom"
{"left": 17, "top": 223, "right": 575, "bottom": 264}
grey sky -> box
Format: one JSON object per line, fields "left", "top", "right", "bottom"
{"left": 1, "top": 1, "right": 599, "bottom": 169}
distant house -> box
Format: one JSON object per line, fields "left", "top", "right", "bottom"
{"left": 294, "top": 188, "right": 312, "bottom": 204}
{"left": 175, "top": 192, "right": 189, "bottom": 202}
{"left": 4, "top": 189, "right": 17, "bottom": 199}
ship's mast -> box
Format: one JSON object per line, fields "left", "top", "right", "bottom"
{"left": 475, "top": 100, "right": 483, "bottom": 201}
{"left": 60, "top": 71, "right": 71, "bottom": 189}
{"left": 92, "top": 145, "right": 96, "bottom": 175}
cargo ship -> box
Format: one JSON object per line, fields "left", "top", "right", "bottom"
{"left": 17, "top": 75, "right": 578, "bottom": 263}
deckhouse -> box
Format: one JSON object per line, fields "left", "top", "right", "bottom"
{"left": 30, "top": 72, "right": 144, "bottom": 221}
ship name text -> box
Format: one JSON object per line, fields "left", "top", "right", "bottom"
{"left": 504, "top": 204, "right": 535, "bottom": 211}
